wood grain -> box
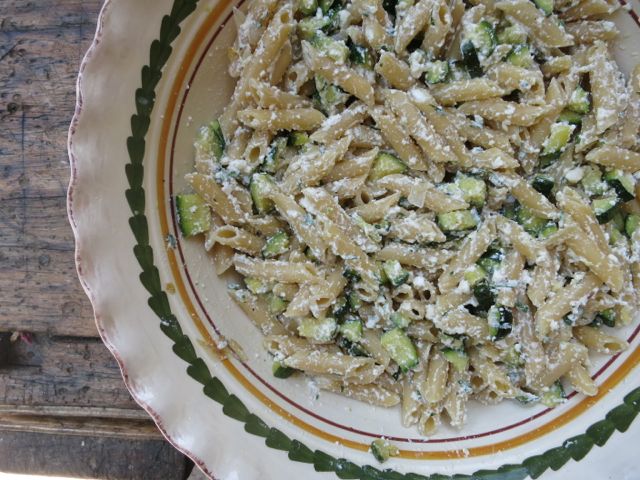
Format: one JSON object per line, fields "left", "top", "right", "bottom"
{"left": 0, "top": 1, "right": 193, "bottom": 478}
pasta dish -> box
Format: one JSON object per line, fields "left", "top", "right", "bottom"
{"left": 176, "top": 0, "right": 640, "bottom": 437}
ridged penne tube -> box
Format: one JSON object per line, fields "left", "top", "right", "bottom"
{"left": 302, "top": 187, "right": 377, "bottom": 252}
{"left": 390, "top": 212, "right": 447, "bottom": 243}
{"left": 301, "top": 42, "right": 375, "bottom": 105}
{"left": 360, "top": 329, "right": 391, "bottom": 368}
{"left": 429, "top": 79, "right": 505, "bottom": 106}
{"left": 447, "top": 109, "right": 513, "bottom": 153}
{"left": 349, "top": 193, "right": 401, "bottom": 223}
{"left": 284, "top": 350, "right": 384, "bottom": 383}
{"left": 443, "top": 369, "right": 470, "bottom": 428}
{"left": 535, "top": 272, "right": 602, "bottom": 339}
{"left": 394, "top": 0, "right": 435, "bottom": 52}
{"left": 419, "top": 350, "right": 449, "bottom": 403}
{"left": 270, "top": 39, "right": 292, "bottom": 84}
{"left": 537, "top": 341, "right": 589, "bottom": 386}
{"left": 233, "top": 254, "right": 321, "bottom": 283}
{"left": 401, "top": 377, "right": 422, "bottom": 427}
{"left": 310, "top": 102, "right": 368, "bottom": 144}
{"left": 588, "top": 42, "right": 626, "bottom": 134}
{"left": 347, "top": 125, "right": 385, "bottom": 148}
{"left": 325, "top": 174, "right": 368, "bottom": 200}
{"left": 556, "top": 187, "right": 608, "bottom": 252}
{"left": 561, "top": 0, "right": 618, "bottom": 22}
{"left": 565, "top": 20, "right": 619, "bottom": 44}
{"left": 210, "top": 244, "right": 235, "bottom": 275}
{"left": 406, "top": 321, "right": 439, "bottom": 342}
{"left": 469, "top": 348, "right": 516, "bottom": 397}
{"left": 515, "top": 302, "right": 546, "bottom": 388}
{"left": 566, "top": 364, "right": 598, "bottom": 397}
{"left": 458, "top": 100, "right": 551, "bottom": 127}
{"left": 375, "top": 174, "right": 468, "bottom": 212}
{"left": 281, "top": 137, "right": 351, "bottom": 192}
{"left": 498, "top": 172, "right": 559, "bottom": 219}
{"left": 229, "top": 289, "right": 287, "bottom": 335}
{"left": 186, "top": 173, "right": 246, "bottom": 225}
{"left": 422, "top": 0, "right": 453, "bottom": 57}
{"left": 249, "top": 80, "right": 311, "bottom": 108}
{"left": 375, "top": 243, "right": 454, "bottom": 269}
{"left": 219, "top": 4, "right": 295, "bottom": 138}
{"left": 472, "top": 148, "right": 519, "bottom": 170}
{"left": 495, "top": 0, "right": 574, "bottom": 48}
{"left": 541, "top": 56, "right": 573, "bottom": 77}
{"left": 323, "top": 148, "right": 377, "bottom": 183}
{"left": 495, "top": 216, "right": 544, "bottom": 264}
{"left": 527, "top": 252, "right": 559, "bottom": 308}
{"left": 384, "top": 89, "right": 454, "bottom": 165}
{"left": 237, "top": 108, "right": 325, "bottom": 131}
{"left": 496, "top": 250, "right": 524, "bottom": 308}
{"left": 369, "top": 106, "right": 427, "bottom": 170}
{"left": 437, "top": 308, "right": 491, "bottom": 342}
{"left": 375, "top": 52, "right": 416, "bottom": 90}
{"left": 418, "top": 408, "right": 441, "bottom": 436}
{"left": 316, "top": 377, "right": 401, "bottom": 407}
{"left": 438, "top": 219, "right": 496, "bottom": 292}
{"left": 208, "top": 226, "right": 265, "bottom": 255}
{"left": 268, "top": 189, "right": 327, "bottom": 260}
{"left": 362, "top": 15, "right": 393, "bottom": 50}
{"left": 574, "top": 326, "right": 629, "bottom": 354}
{"left": 435, "top": 289, "right": 473, "bottom": 316}
{"left": 564, "top": 219, "right": 624, "bottom": 293}
{"left": 585, "top": 146, "right": 640, "bottom": 172}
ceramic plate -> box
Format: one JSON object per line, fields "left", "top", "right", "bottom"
{"left": 68, "top": 0, "right": 640, "bottom": 478}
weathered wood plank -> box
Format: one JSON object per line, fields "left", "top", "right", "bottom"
{"left": 0, "top": 0, "right": 105, "bottom": 337}
{"left": 1, "top": 334, "right": 140, "bottom": 409}
{"left": 0, "top": 429, "right": 191, "bottom": 480}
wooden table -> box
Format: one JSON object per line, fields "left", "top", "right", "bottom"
{"left": 0, "top": 1, "right": 192, "bottom": 478}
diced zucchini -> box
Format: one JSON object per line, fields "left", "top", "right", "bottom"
{"left": 541, "top": 122, "right": 574, "bottom": 158}
{"left": 465, "top": 20, "right": 496, "bottom": 58}
{"left": 245, "top": 277, "right": 270, "bottom": 295}
{"left": 596, "top": 308, "right": 616, "bottom": 327}
{"left": 311, "top": 35, "right": 349, "bottom": 64}
{"left": 272, "top": 360, "right": 295, "bottom": 378}
{"left": 626, "top": 214, "right": 640, "bottom": 237}
{"left": 176, "top": 194, "right": 211, "bottom": 236}
{"left": 288, "top": 131, "right": 309, "bottom": 147}
{"left": 516, "top": 206, "right": 548, "bottom": 235}
{"left": 332, "top": 296, "right": 350, "bottom": 319}
{"left": 391, "top": 311, "right": 412, "bottom": 329}
{"left": 250, "top": 173, "right": 275, "bottom": 214}
{"left": 262, "top": 231, "right": 290, "bottom": 258}
{"left": 297, "top": 16, "right": 331, "bottom": 40}
{"left": 609, "top": 225, "right": 624, "bottom": 245}
{"left": 383, "top": 260, "right": 409, "bottom": 287}
{"left": 488, "top": 305, "right": 513, "bottom": 340}
{"left": 533, "top": 0, "right": 554, "bottom": 15}
{"left": 348, "top": 291, "right": 361, "bottom": 310}
{"left": 473, "top": 280, "right": 496, "bottom": 311}
{"left": 315, "top": 75, "right": 348, "bottom": 113}
{"left": 267, "top": 293, "right": 288, "bottom": 315}
{"left": 298, "top": 317, "right": 338, "bottom": 342}
{"left": 506, "top": 44, "right": 533, "bottom": 68}
{"left": 262, "top": 136, "right": 287, "bottom": 173}
{"left": 502, "top": 344, "right": 523, "bottom": 367}
{"left": 195, "top": 120, "right": 225, "bottom": 161}
{"left": 611, "top": 210, "right": 626, "bottom": 231}
{"left": 439, "top": 333, "right": 465, "bottom": 350}
{"left": 464, "top": 264, "right": 487, "bottom": 287}
{"left": 442, "top": 348, "right": 469, "bottom": 372}
{"left": 370, "top": 439, "right": 399, "bottom": 464}
{"left": 424, "top": 60, "right": 450, "bottom": 84}
{"left": 581, "top": 165, "right": 607, "bottom": 197}
{"left": 437, "top": 210, "right": 479, "bottom": 232}
{"left": 539, "top": 222, "right": 558, "bottom": 239}
{"left": 477, "top": 246, "right": 503, "bottom": 275}
{"left": 516, "top": 391, "right": 540, "bottom": 404}
{"left": 567, "top": 87, "right": 591, "bottom": 114}
{"left": 531, "top": 174, "right": 555, "bottom": 198}
{"left": 339, "top": 318, "right": 363, "bottom": 342}
{"left": 604, "top": 169, "right": 636, "bottom": 202}
{"left": 461, "top": 41, "right": 483, "bottom": 78}
{"left": 447, "top": 60, "right": 470, "bottom": 81}
{"left": 368, "top": 152, "right": 407, "bottom": 181}
{"left": 348, "top": 40, "right": 373, "bottom": 69}
{"left": 558, "top": 109, "right": 583, "bottom": 125}
{"left": 298, "top": 0, "right": 318, "bottom": 15}
{"left": 592, "top": 194, "right": 620, "bottom": 224}
{"left": 455, "top": 174, "right": 486, "bottom": 208}
{"left": 540, "top": 381, "right": 566, "bottom": 408}
{"left": 319, "top": 0, "right": 334, "bottom": 13}
{"left": 497, "top": 24, "right": 528, "bottom": 45}
{"left": 344, "top": 267, "right": 362, "bottom": 282}
{"left": 380, "top": 328, "right": 419, "bottom": 372}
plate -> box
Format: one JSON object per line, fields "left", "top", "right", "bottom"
{"left": 68, "top": 0, "right": 640, "bottom": 478}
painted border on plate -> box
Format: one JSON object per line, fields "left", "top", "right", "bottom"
{"left": 82, "top": 0, "right": 640, "bottom": 477}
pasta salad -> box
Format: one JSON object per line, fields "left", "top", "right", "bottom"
{"left": 176, "top": 0, "right": 640, "bottom": 436}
